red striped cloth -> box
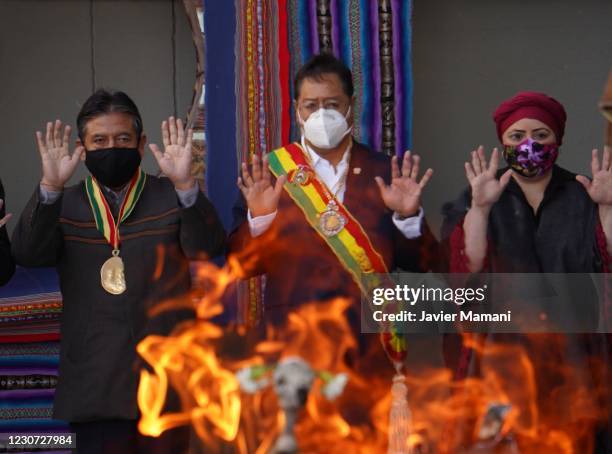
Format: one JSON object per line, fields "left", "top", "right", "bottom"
{"left": 0, "top": 293, "right": 62, "bottom": 344}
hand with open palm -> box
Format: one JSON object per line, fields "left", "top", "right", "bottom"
{"left": 149, "top": 117, "right": 195, "bottom": 191}
{"left": 36, "top": 120, "right": 83, "bottom": 191}
{"left": 465, "top": 146, "right": 512, "bottom": 210}
{"left": 576, "top": 148, "right": 612, "bottom": 206}
{"left": 374, "top": 151, "right": 433, "bottom": 218}
{"left": 237, "top": 153, "right": 287, "bottom": 218}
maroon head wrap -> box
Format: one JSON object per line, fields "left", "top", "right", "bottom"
{"left": 493, "top": 91, "right": 567, "bottom": 145}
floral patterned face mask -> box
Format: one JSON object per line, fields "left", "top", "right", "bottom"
{"left": 503, "top": 138, "right": 559, "bottom": 178}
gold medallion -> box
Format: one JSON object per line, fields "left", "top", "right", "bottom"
{"left": 319, "top": 200, "right": 347, "bottom": 237}
{"left": 288, "top": 165, "right": 313, "bottom": 186}
{"left": 100, "top": 249, "right": 126, "bottom": 295}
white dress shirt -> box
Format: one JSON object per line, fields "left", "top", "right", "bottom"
{"left": 248, "top": 137, "right": 424, "bottom": 238}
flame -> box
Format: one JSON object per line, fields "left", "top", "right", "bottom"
{"left": 136, "top": 260, "right": 609, "bottom": 453}
{"left": 137, "top": 263, "right": 242, "bottom": 446}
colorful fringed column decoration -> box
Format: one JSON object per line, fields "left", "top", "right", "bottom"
{"left": 235, "top": 0, "right": 291, "bottom": 325}
{"left": 235, "top": 0, "right": 263, "bottom": 325}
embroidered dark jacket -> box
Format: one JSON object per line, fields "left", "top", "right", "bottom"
{"left": 11, "top": 176, "right": 225, "bottom": 422}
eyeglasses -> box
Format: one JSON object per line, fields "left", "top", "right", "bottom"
{"left": 298, "top": 100, "right": 349, "bottom": 116}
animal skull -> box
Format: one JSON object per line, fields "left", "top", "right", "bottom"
{"left": 271, "top": 357, "right": 315, "bottom": 453}
{"left": 273, "top": 356, "right": 315, "bottom": 410}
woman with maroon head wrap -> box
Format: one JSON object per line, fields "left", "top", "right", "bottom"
{"left": 443, "top": 91, "right": 612, "bottom": 274}
{"left": 440, "top": 92, "right": 611, "bottom": 453}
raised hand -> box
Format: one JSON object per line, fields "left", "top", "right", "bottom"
{"left": 0, "top": 200, "right": 11, "bottom": 228}
{"left": 36, "top": 120, "right": 84, "bottom": 191}
{"left": 237, "top": 153, "right": 287, "bottom": 218}
{"left": 576, "top": 149, "right": 612, "bottom": 206}
{"left": 374, "top": 151, "right": 433, "bottom": 217}
{"left": 465, "top": 146, "right": 512, "bottom": 209}
{"left": 149, "top": 117, "right": 195, "bottom": 190}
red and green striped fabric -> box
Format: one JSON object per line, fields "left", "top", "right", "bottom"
{"left": 85, "top": 169, "right": 146, "bottom": 249}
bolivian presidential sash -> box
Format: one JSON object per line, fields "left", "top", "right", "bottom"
{"left": 85, "top": 169, "right": 146, "bottom": 295}
{"left": 268, "top": 143, "right": 388, "bottom": 289}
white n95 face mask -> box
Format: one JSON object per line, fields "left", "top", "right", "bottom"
{"left": 300, "top": 107, "right": 352, "bottom": 149}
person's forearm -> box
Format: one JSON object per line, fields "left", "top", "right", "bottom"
{"left": 463, "top": 205, "right": 491, "bottom": 272}
{"left": 39, "top": 184, "right": 62, "bottom": 204}
{"left": 179, "top": 191, "right": 226, "bottom": 259}
{"left": 175, "top": 181, "right": 199, "bottom": 208}
{"left": 598, "top": 205, "right": 612, "bottom": 256}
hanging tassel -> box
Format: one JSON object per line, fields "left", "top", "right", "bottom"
{"left": 381, "top": 325, "right": 411, "bottom": 453}
{"left": 388, "top": 361, "right": 412, "bottom": 454}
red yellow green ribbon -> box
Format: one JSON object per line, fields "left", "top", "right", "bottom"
{"left": 85, "top": 169, "right": 146, "bottom": 250}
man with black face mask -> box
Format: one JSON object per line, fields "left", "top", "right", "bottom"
{"left": 11, "top": 89, "right": 225, "bottom": 453}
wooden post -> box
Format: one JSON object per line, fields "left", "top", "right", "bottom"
{"left": 182, "top": 0, "right": 206, "bottom": 190}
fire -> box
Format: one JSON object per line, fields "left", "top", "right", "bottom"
{"left": 416, "top": 334, "right": 608, "bottom": 453}
{"left": 137, "top": 263, "right": 242, "bottom": 445}
{"left": 137, "top": 328, "right": 241, "bottom": 442}
{"left": 136, "top": 261, "right": 609, "bottom": 453}
{"left": 241, "top": 297, "right": 392, "bottom": 453}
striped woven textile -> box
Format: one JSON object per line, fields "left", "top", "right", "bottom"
{"left": 232, "top": 0, "right": 414, "bottom": 324}
{"left": 0, "top": 268, "right": 62, "bottom": 343}
{"left": 0, "top": 292, "right": 61, "bottom": 343}
{"left": 0, "top": 267, "right": 62, "bottom": 343}
{"left": 234, "top": 0, "right": 283, "bottom": 325}
{"left": 0, "top": 341, "right": 67, "bottom": 433}
{"left": 0, "top": 268, "right": 66, "bottom": 434}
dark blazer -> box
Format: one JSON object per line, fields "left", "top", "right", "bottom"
{"left": 11, "top": 176, "right": 225, "bottom": 422}
{"left": 228, "top": 142, "right": 439, "bottom": 325}
{"left": 0, "top": 179, "right": 15, "bottom": 285}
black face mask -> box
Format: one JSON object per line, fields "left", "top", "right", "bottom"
{"left": 85, "top": 147, "right": 142, "bottom": 188}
